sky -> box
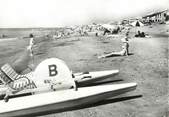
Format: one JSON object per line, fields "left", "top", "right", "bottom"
{"left": 0, "top": 0, "right": 168, "bottom": 28}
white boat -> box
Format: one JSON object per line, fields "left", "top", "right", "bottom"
{"left": 0, "top": 58, "right": 119, "bottom": 99}
{"left": 74, "top": 70, "right": 119, "bottom": 84}
{"left": 0, "top": 69, "right": 119, "bottom": 97}
{"left": 0, "top": 83, "right": 137, "bottom": 117}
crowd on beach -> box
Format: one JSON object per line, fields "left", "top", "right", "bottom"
{"left": 1, "top": 16, "right": 166, "bottom": 77}
{"left": 1, "top": 17, "right": 169, "bottom": 102}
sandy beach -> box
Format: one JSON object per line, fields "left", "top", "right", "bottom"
{"left": 0, "top": 24, "right": 168, "bottom": 117}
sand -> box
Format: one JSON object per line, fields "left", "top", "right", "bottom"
{"left": 0, "top": 24, "right": 168, "bottom": 117}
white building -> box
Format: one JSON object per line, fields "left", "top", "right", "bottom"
{"left": 142, "top": 9, "right": 168, "bottom": 24}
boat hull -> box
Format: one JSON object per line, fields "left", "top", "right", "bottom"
{"left": 74, "top": 70, "right": 119, "bottom": 84}
{"left": 0, "top": 70, "right": 119, "bottom": 97}
{"left": 0, "top": 83, "right": 136, "bottom": 117}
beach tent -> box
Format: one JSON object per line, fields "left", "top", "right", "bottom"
{"left": 131, "top": 20, "right": 144, "bottom": 27}
{"left": 131, "top": 20, "right": 144, "bottom": 35}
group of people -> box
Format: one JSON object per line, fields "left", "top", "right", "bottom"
{"left": 135, "top": 30, "right": 146, "bottom": 37}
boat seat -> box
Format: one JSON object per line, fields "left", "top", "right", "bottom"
{"left": 0, "top": 63, "right": 36, "bottom": 90}
{"left": 1, "top": 64, "right": 20, "bottom": 81}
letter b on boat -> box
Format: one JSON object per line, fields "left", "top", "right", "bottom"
{"left": 48, "top": 64, "right": 58, "bottom": 76}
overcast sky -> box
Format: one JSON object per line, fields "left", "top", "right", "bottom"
{"left": 0, "top": 0, "right": 168, "bottom": 28}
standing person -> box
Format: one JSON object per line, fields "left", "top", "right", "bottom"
{"left": 29, "top": 34, "right": 34, "bottom": 56}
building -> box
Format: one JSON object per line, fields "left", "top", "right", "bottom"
{"left": 142, "top": 9, "right": 168, "bottom": 24}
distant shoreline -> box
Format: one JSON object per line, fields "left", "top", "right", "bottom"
{"left": 0, "top": 27, "right": 61, "bottom": 30}
{"left": 0, "top": 37, "right": 18, "bottom": 42}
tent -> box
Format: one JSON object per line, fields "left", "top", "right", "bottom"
{"left": 131, "top": 20, "right": 144, "bottom": 35}
{"left": 131, "top": 20, "right": 144, "bottom": 27}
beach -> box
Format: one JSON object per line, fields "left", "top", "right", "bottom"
{"left": 0, "top": 24, "right": 168, "bottom": 117}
